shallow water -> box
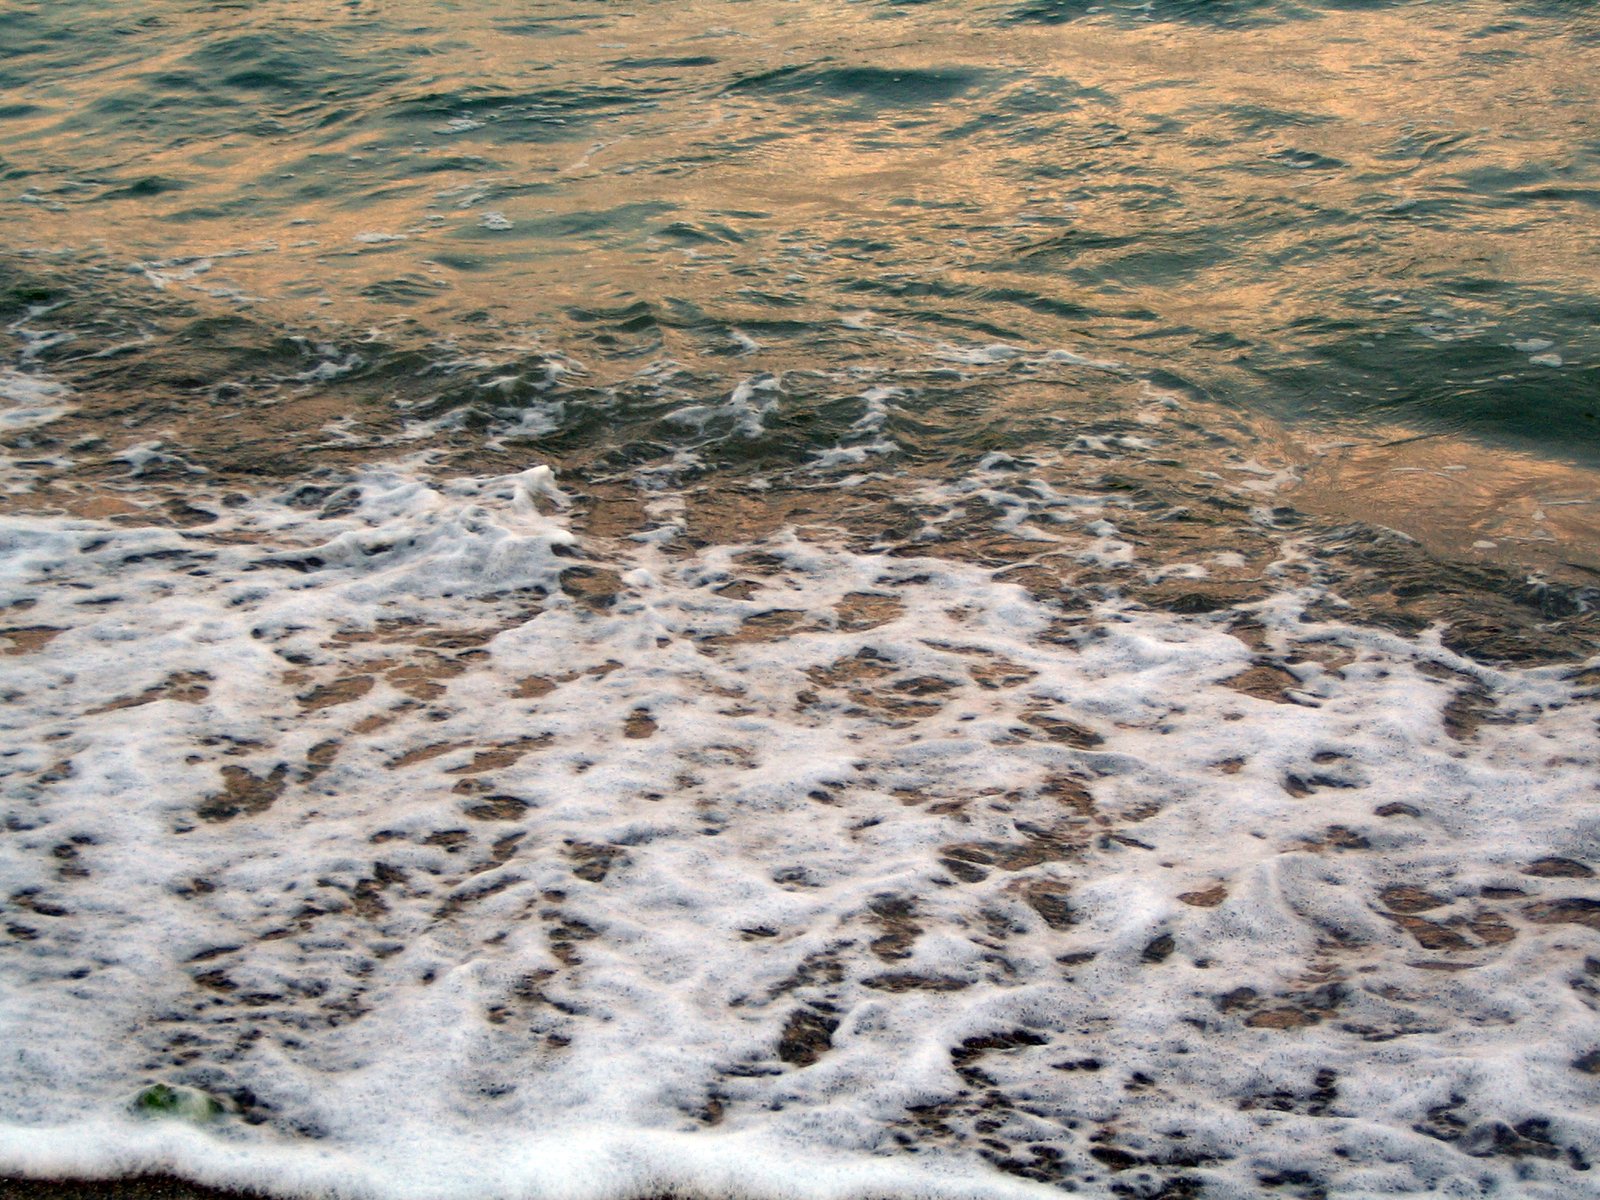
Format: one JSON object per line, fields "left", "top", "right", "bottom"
{"left": 3, "top": 3, "right": 1600, "bottom": 1199}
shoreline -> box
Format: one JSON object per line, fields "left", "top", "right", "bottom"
{"left": 5, "top": 1180, "right": 696, "bottom": 1200}
{"left": 0, "top": 1178, "right": 271, "bottom": 1200}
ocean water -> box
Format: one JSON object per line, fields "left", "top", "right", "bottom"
{"left": 3, "top": 2, "right": 1600, "bottom": 1198}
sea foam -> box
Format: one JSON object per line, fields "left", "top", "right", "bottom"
{"left": 2, "top": 453, "right": 1598, "bottom": 1200}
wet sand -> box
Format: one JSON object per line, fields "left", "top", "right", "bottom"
{"left": 0, "top": 1178, "right": 271, "bottom": 1200}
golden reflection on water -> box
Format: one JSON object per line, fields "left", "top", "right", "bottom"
{"left": 1296, "top": 429, "right": 1600, "bottom": 577}
{"left": 12, "top": 0, "right": 1597, "bottom": 326}
{"left": 6, "top": 0, "right": 1599, "bottom": 575}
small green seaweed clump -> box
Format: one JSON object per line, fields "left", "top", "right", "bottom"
{"left": 133, "top": 1083, "right": 224, "bottom": 1123}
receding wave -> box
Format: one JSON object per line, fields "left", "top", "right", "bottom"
{"left": 4, "top": 2, "right": 1600, "bottom": 1198}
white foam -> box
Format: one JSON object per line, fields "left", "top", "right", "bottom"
{"left": 288, "top": 352, "right": 364, "bottom": 386}
{"left": 0, "top": 369, "right": 73, "bottom": 431}
{"left": 113, "top": 441, "right": 208, "bottom": 478}
{"left": 934, "top": 343, "right": 1024, "bottom": 366}
{"left": 138, "top": 259, "right": 214, "bottom": 290}
{"left": 2, "top": 459, "right": 1599, "bottom": 1199}
{"left": 664, "top": 375, "right": 780, "bottom": 439}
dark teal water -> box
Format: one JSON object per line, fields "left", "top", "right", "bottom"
{"left": 3, "top": 0, "right": 1599, "bottom": 559}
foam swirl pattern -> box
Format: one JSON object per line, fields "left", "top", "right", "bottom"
{"left": 3, "top": 454, "right": 1598, "bottom": 1199}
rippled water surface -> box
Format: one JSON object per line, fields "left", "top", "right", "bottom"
{"left": 5, "top": 0, "right": 1600, "bottom": 548}
{"left": 4, "top": 4, "right": 1600, "bottom": 1200}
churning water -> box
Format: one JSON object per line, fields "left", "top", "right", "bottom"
{"left": 3, "top": 2, "right": 1600, "bottom": 1198}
